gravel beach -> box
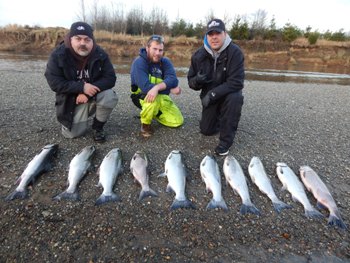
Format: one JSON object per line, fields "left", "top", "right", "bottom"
{"left": 0, "top": 68, "right": 349, "bottom": 262}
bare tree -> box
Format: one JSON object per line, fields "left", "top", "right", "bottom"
{"left": 204, "top": 9, "right": 216, "bottom": 23}
{"left": 110, "top": 2, "right": 127, "bottom": 34}
{"left": 90, "top": 0, "right": 100, "bottom": 30}
{"left": 76, "top": 0, "right": 87, "bottom": 22}
{"left": 222, "top": 11, "right": 232, "bottom": 27}
{"left": 147, "top": 7, "right": 169, "bottom": 35}
{"left": 126, "top": 5, "right": 144, "bottom": 35}
{"left": 250, "top": 9, "right": 268, "bottom": 38}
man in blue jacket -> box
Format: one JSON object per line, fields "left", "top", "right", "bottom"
{"left": 188, "top": 19, "right": 245, "bottom": 155}
{"left": 45, "top": 22, "right": 118, "bottom": 142}
{"left": 130, "top": 35, "right": 183, "bottom": 138}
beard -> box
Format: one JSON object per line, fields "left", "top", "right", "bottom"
{"left": 76, "top": 46, "right": 90, "bottom": 57}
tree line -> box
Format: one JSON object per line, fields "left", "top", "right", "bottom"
{"left": 79, "top": 1, "right": 349, "bottom": 44}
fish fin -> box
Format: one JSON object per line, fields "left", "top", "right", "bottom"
{"left": 15, "top": 176, "right": 22, "bottom": 185}
{"left": 133, "top": 178, "right": 139, "bottom": 185}
{"left": 272, "top": 200, "right": 292, "bottom": 213}
{"left": 52, "top": 190, "right": 80, "bottom": 201}
{"left": 206, "top": 186, "right": 211, "bottom": 194}
{"left": 280, "top": 185, "right": 287, "bottom": 192}
{"left": 5, "top": 189, "right": 28, "bottom": 201}
{"left": 170, "top": 198, "right": 196, "bottom": 210}
{"left": 327, "top": 214, "right": 347, "bottom": 230}
{"left": 95, "top": 193, "right": 121, "bottom": 206}
{"left": 44, "top": 162, "right": 53, "bottom": 172}
{"left": 304, "top": 208, "right": 324, "bottom": 219}
{"left": 240, "top": 203, "right": 261, "bottom": 216}
{"left": 28, "top": 177, "right": 36, "bottom": 186}
{"left": 166, "top": 184, "right": 174, "bottom": 193}
{"left": 206, "top": 199, "right": 228, "bottom": 212}
{"left": 316, "top": 201, "right": 328, "bottom": 210}
{"left": 139, "top": 188, "right": 158, "bottom": 201}
{"left": 291, "top": 195, "right": 298, "bottom": 202}
{"left": 158, "top": 172, "right": 167, "bottom": 178}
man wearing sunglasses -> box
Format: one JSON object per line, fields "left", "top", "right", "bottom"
{"left": 187, "top": 19, "right": 245, "bottom": 156}
{"left": 45, "top": 21, "right": 118, "bottom": 142}
{"left": 130, "top": 35, "right": 183, "bottom": 138}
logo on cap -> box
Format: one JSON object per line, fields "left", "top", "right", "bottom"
{"left": 77, "top": 26, "right": 85, "bottom": 30}
{"left": 208, "top": 21, "right": 220, "bottom": 28}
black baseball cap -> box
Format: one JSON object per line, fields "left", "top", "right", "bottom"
{"left": 206, "top": 19, "right": 226, "bottom": 34}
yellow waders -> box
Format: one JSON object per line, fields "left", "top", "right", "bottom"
{"left": 131, "top": 75, "right": 184, "bottom": 127}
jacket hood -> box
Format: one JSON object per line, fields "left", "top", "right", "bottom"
{"left": 139, "top": 47, "right": 148, "bottom": 60}
{"left": 204, "top": 34, "right": 232, "bottom": 57}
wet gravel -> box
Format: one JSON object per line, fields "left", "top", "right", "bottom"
{"left": 0, "top": 69, "right": 349, "bottom": 262}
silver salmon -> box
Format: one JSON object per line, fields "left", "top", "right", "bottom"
{"left": 223, "top": 155, "right": 260, "bottom": 215}
{"left": 248, "top": 157, "right": 291, "bottom": 213}
{"left": 200, "top": 155, "right": 228, "bottom": 211}
{"left": 276, "top": 162, "right": 323, "bottom": 219}
{"left": 130, "top": 151, "right": 158, "bottom": 201}
{"left": 5, "top": 144, "right": 58, "bottom": 201}
{"left": 159, "top": 150, "right": 195, "bottom": 210}
{"left": 53, "top": 145, "right": 95, "bottom": 201}
{"left": 95, "top": 148, "right": 123, "bottom": 205}
{"left": 300, "top": 165, "right": 346, "bottom": 229}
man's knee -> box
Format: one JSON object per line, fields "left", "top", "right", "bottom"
{"left": 61, "top": 122, "right": 88, "bottom": 138}
{"left": 96, "top": 89, "right": 118, "bottom": 109}
{"left": 200, "top": 122, "right": 218, "bottom": 136}
{"left": 227, "top": 91, "right": 244, "bottom": 106}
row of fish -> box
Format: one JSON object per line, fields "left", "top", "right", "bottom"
{"left": 4, "top": 145, "right": 346, "bottom": 229}
{"left": 5, "top": 144, "right": 156, "bottom": 205}
{"left": 161, "top": 151, "right": 346, "bottom": 229}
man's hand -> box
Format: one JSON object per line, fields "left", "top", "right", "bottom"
{"left": 170, "top": 86, "right": 181, "bottom": 95}
{"left": 201, "top": 93, "right": 211, "bottom": 108}
{"left": 144, "top": 86, "right": 160, "bottom": 103}
{"left": 83, "top": 82, "right": 100, "bottom": 97}
{"left": 196, "top": 71, "right": 213, "bottom": 85}
{"left": 76, "top": 94, "right": 89, "bottom": 104}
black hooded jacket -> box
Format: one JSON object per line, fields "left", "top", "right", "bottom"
{"left": 187, "top": 40, "right": 244, "bottom": 101}
{"left": 44, "top": 43, "right": 116, "bottom": 129}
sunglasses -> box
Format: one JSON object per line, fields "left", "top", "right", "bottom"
{"left": 147, "top": 35, "right": 164, "bottom": 45}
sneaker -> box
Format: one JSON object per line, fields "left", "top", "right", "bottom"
{"left": 215, "top": 145, "right": 229, "bottom": 156}
{"left": 93, "top": 130, "right": 106, "bottom": 143}
{"left": 140, "top": 124, "right": 152, "bottom": 138}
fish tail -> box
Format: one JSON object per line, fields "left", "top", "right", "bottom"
{"left": 95, "top": 193, "right": 121, "bottom": 206}
{"left": 304, "top": 208, "right": 324, "bottom": 219}
{"left": 52, "top": 190, "right": 80, "bottom": 201}
{"left": 240, "top": 203, "right": 261, "bottom": 216}
{"left": 272, "top": 200, "right": 292, "bottom": 213}
{"left": 327, "top": 214, "right": 347, "bottom": 230}
{"left": 206, "top": 199, "right": 228, "bottom": 212}
{"left": 170, "top": 198, "right": 196, "bottom": 210}
{"left": 138, "top": 188, "right": 158, "bottom": 201}
{"left": 5, "top": 189, "right": 28, "bottom": 201}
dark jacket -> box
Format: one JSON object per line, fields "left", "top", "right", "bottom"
{"left": 130, "top": 48, "right": 178, "bottom": 95}
{"left": 187, "top": 41, "right": 244, "bottom": 101}
{"left": 44, "top": 44, "right": 116, "bottom": 129}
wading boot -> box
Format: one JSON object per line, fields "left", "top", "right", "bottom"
{"left": 140, "top": 123, "right": 152, "bottom": 138}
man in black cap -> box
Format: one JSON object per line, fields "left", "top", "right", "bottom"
{"left": 187, "top": 18, "right": 245, "bottom": 155}
{"left": 45, "top": 21, "right": 118, "bottom": 142}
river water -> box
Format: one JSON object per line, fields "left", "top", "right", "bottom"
{"left": 1, "top": 52, "right": 349, "bottom": 85}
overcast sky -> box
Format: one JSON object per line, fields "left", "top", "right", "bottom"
{"left": 0, "top": 0, "right": 349, "bottom": 33}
